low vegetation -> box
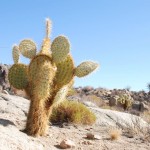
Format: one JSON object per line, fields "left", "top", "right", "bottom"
{"left": 108, "top": 127, "right": 122, "bottom": 140}
{"left": 141, "top": 110, "right": 150, "bottom": 124}
{"left": 117, "top": 94, "right": 133, "bottom": 110}
{"left": 50, "top": 100, "right": 96, "bottom": 125}
{"left": 111, "top": 116, "right": 150, "bottom": 142}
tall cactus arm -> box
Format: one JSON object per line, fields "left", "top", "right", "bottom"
{"left": 28, "top": 55, "right": 56, "bottom": 100}
{"left": 12, "top": 45, "right": 20, "bottom": 64}
{"left": 46, "top": 18, "right": 52, "bottom": 38}
{"left": 40, "top": 38, "right": 51, "bottom": 55}
{"left": 40, "top": 18, "right": 52, "bottom": 55}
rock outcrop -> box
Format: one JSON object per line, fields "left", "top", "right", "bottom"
{"left": 0, "top": 93, "right": 149, "bottom": 150}
{"left": 0, "top": 93, "right": 57, "bottom": 150}
{"left": 0, "top": 64, "right": 10, "bottom": 91}
{"left": 74, "top": 87, "right": 150, "bottom": 112}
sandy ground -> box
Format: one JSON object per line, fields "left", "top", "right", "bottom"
{"left": 35, "top": 123, "right": 150, "bottom": 150}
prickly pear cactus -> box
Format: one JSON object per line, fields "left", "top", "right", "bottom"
{"left": 8, "top": 18, "right": 99, "bottom": 137}
{"left": 12, "top": 45, "right": 20, "bottom": 64}
{"left": 117, "top": 94, "right": 133, "bottom": 110}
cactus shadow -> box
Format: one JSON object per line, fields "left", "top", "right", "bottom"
{"left": 0, "top": 118, "right": 15, "bottom": 126}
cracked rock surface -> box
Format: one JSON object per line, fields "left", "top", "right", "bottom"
{"left": 0, "top": 93, "right": 150, "bottom": 150}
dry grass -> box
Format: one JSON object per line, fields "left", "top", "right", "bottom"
{"left": 83, "top": 95, "right": 107, "bottom": 107}
{"left": 141, "top": 110, "right": 150, "bottom": 124}
{"left": 50, "top": 100, "right": 96, "bottom": 125}
{"left": 108, "top": 127, "right": 122, "bottom": 140}
{"left": 113, "top": 116, "right": 150, "bottom": 142}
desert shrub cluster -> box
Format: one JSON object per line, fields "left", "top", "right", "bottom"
{"left": 50, "top": 100, "right": 96, "bottom": 125}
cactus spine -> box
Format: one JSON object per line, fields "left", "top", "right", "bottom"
{"left": 8, "top": 19, "right": 99, "bottom": 137}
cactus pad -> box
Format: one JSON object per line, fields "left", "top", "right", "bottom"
{"left": 52, "top": 85, "right": 69, "bottom": 107}
{"left": 8, "top": 64, "right": 28, "bottom": 89}
{"left": 12, "top": 45, "right": 20, "bottom": 64}
{"left": 54, "top": 55, "right": 74, "bottom": 88}
{"left": 75, "top": 61, "right": 99, "bottom": 77}
{"left": 29, "top": 54, "right": 56, "bottom": 100}
{"left": 51, "top": 36, "right": 70, "bottom": 63}
{"left": 19, "top": 39, "right": 36, "bottom": 59}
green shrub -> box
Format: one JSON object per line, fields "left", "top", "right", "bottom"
{"left": 50, "top": 100, "right": 96, "bottom": 125}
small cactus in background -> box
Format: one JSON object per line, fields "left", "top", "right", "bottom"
{"left": 117, "top": 94, "right": 133, "bottom": 110}
{"left": 8, "top": 19, "right": 99, "bottom": 137}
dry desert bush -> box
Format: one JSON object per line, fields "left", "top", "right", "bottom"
{"left": 108, "top": 127, "right": 122, "bottom": 140}
{"left": 141, "top": 110, "right": 150, "bottom": 124}
{"left": 50, "top": 100, "right": 96, "bottom": 125}
{"left": 114, "top": 116, "right": 150, "bottom": 142}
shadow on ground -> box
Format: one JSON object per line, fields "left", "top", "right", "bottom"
{"left": 0, "top": 118, "right": 15, "bottom": 126}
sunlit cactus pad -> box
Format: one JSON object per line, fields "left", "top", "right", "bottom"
{"left": 8, "top": 64, "right": 28, "bottom": 89}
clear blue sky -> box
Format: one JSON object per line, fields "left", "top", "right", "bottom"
{"left": 0, "top": 0, "right": 150, "bottom": 91}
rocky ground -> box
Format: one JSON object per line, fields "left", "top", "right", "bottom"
{"left": 72, "top": 86, "right": 150, "bottom": 116}
{"left": 0, "top": 64, "right": 150, "bottom": 149}
{"left": 0, "top": 92, "right": 150, "bottom": 150}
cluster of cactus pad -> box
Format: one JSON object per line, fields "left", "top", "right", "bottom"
{"left": 8, "top": 19, "right": 99, "bottom": 137}
{"left": 114, "top": 94, "right": 133, "bottom": 110}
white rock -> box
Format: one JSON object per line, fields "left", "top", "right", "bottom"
{"left": 2, "top": 90, "right": 9, "bottom": 95}
{"left": 86, "top": 133, "right": 94, "bottom": 139}
{"left": 0, "top": 93, "right": 57, "bottom": 150}
{"left": 89, "top": 107, "right": 149, "bottom": 129}
{"left": 86, "top": 133, "right": 101, "bottom": 140}
{"left": 82, "top": 101, "right": 97, "bottom": 107}
{"left": 94, "top": 135, "right": 102, "bottom": 140}
{"left": 60, "top": 139, "right": 75, "bottom": 149}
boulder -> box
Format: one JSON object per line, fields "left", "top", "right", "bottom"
{"left": 82, "top": 101, "right": 98, "bottom": 107}
{"left": 0, "top": 92, "right": 149, "bottom": 150}
{"left": 0, "top": 64, "right": 10, "bottom": 90}
{"left": 132, "top": 101, "right": 149, "bottom": 112}
{"left": 89, "top": 107, "right": 149, "bottom": 128}
{"left": 109, "top": 96, "right": 118, "bottom": 106}
{"left": 0, "top": 93, "right": 57, "bottom": 150}
{"left": 59, "top": 139, "right": 75, "bottom": 149}
{"left": 139, "top": 102, "right": 149, "bottom": 112}
{"left": 132, "top": 101, "right": 140, "bottom": 111}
